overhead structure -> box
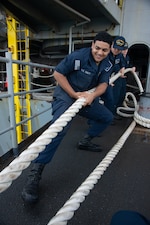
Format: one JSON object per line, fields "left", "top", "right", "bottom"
{"left": 0, "top": 0, "right": 122, "bottom": 32}
{"left": 0, "top": 0, "right": 123, "bottom": 57}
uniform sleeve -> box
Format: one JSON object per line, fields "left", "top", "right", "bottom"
{"left": 99, "top": 69, "right": 112, "bottom": 84}
{"left": 126, "top": 55, "right": 133, "bottom": 68}
{"left": 98, "top": 60, "right": 113, "bottom": 84}
{"left": 120, "top": 53, "right": 126, "bottom": 68}
{"left": 55, "top": 54, "right": 75, "bottom": 76}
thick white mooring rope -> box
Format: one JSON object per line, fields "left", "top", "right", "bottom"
{"left": 0, "top": 68, "right": 149, "bottom": 224}
{"left": 0, "top": 97, "right": 86, "bottom": 193}
{"left": 47, "top": 120, "right": 136, "bottom": 225}
{"left": 134, "top": 110, "right": 150, "bottom": 128}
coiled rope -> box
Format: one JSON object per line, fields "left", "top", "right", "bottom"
{"left": 115, "top": 70, "right": 150, "bottom": 128}
{"left": 0, "top": 68, "right": 149, "bottom": 224}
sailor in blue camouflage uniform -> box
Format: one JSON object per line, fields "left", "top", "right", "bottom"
{"left": 122, "top": 41, "right": 136, "bottom": 70}
{"left": 122, "top": 42, "right": 131, "bottom": 67}
{"left": 21, "top": 31, "right": 114, "bottom": 204}
{"left": 101, "top": 36, "right": 126, "bottom": 118}
{"left": 111, "top": 36, "right": 127, "bottom": 116}
{"left": 122, "top": 41, "right": 136, "bottom": 95}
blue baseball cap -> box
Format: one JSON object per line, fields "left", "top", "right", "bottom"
{"left": 113, "top": 36, "right": 126, "bottom": 50}
{"left": 123, "top": 41, "right": 128, "bottom": 49}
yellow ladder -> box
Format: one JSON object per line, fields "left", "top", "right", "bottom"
{"left": 6, "top": 16, "right": 32, "bottom": 143}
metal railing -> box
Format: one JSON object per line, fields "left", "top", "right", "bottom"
{"left": 0, "top": 52, "right": 56, "bottom": 156}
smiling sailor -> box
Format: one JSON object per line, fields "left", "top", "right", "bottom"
{"left": 21, "top": 31, "right": 114, "bottom": 204}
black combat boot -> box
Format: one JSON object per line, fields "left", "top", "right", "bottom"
{"left": 21, "top": 163, "right": 45, "bottom": 204}
{"left": 77, "top": 135, "right": 102, "bottom": 152}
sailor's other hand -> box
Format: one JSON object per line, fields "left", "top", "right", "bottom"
{"left": 120, "top": 67, "right": 126, "bottom": 78}
{"left": 132, "top": 66, "right": 136, "bottom": 72}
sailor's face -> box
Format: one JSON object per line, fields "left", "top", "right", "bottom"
{"left": 91, "top": 41, "right": 110, "bottom": 64}
{"left": 111, "top": 46, "right": 121, "bottom": 55}
{"left": 122, "top": 48, "right": 128, "bottom": 57}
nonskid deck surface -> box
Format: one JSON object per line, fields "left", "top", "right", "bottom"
{"left": 0, "top": 115, "right": 150, "bottom": 225}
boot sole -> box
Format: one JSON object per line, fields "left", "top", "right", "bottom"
{"left": 78, "top": 145, "right": 102, "bottom": 152}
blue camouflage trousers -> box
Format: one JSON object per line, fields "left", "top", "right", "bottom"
{"left": 33, "top": 97, "right": 113, "bottom": 164}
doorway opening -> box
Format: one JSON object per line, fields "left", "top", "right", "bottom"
{"left": 128, "top": 44, "right": 149, "bottom": 90}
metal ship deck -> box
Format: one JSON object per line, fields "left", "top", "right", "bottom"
{"left": 0, "top": 115, "right": 150, "bottom": 225}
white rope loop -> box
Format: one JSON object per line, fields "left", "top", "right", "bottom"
{"left": 117, "top": 92, "right": 138, "bottom": 117}
{"left": 112, "top": 69, "right": 150, "bottom": 128}
{"left": 109, "top": 68, "right": 144, "bottom": 93}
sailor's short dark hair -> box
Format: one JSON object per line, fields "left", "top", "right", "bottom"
{"left": 93, "top": 31, "right": 113, "bottom": 47}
